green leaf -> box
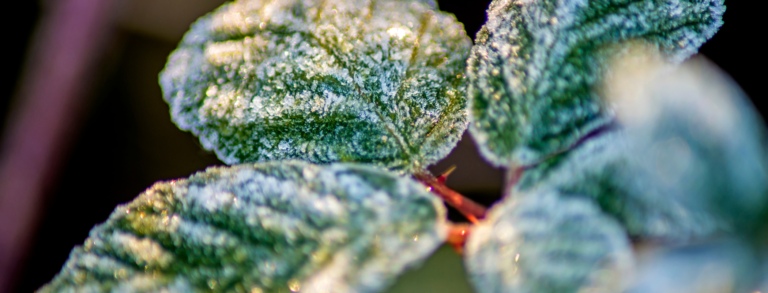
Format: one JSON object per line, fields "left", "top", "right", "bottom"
{"left": 628, "top": 240, "right": 759, "bottom": 293}
{"left": 516, "top": 54, "right": 768, "bottom": 240}
{"left": 610, "top": 56, "right": 768, "bottom": 233}
{"left": 159, "top": 0, "right": 471, "bottom": 172}
{"left": 464, "top": 189, "right": 633, "bottom": 293}
{"left": 516, "top": 131, "right": 728, "bottom": 241}
{"left": 466, "top": 0, "right": 724, "bottom": 167}
{"left": 39, "top": 161, "right": 447, "bottom": 293}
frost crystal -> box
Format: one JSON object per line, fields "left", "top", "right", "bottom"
{"left": 464, "top": 189, "right": 633, "bottom": 293}
{"left": 39, "top": 161, "right": 447, "bottom": 293}
{"left": 466, "top": 0, "right": 725, "bottom": 166}
{"left": 160, "top": 0, "right": 471, "bottom": 172}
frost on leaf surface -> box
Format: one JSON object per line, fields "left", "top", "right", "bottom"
{"left": 464, "top": 189, "right": 633, "bottom": 293}
{"left": 159, "top": 0, "right": 471, "bottom": 172}
{"left": 516, "top": 54, "right": 768, "bottom": 240}
{"left": 39, "top": 161, "right": 447, "bottom": 293}
{"left": 466, "top": 0, "right": 724, "bottom": 166}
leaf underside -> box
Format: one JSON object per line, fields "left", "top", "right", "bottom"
{"left": 39, "top": 161, "right": 447, "bottom": 293}
{"left": 467, "top": 0, "right": 725, "bottom": 167}
{"left": 160, "top": 0, "right": 472, "bottom": 173}
{"left": 464, "top": 189, "right": 633, "bottom": 293}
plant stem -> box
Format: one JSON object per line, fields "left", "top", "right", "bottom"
{"left": 446, "top": 223, "right": 471, "bottom": 254}
{"left": 414, "top": 170, "right": 487, "bottom": 223}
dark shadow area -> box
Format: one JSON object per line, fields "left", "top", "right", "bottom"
{"left": 12, "top": 32, "right": 222, "bottom": 293}
{"left": 0, "top": 2, "right": 40, "bottom": 139}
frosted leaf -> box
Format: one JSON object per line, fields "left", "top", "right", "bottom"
{"left": 608, "top": 55, "right": 768, "bottom": 233}
{"left": 516, "top": 55, "right": 768, "bottom": 240}
{"left": 39, "top": 161, "right": 448, "bottom": 293}
{"left": 466, "top": 0, "right": 725, "bottom": 166}
{"left": 515, "top": 131, "right": 729, "bottom": 241}
{"left": 464, "top": 189, "right": 633, "bottom": 293}
{"left": 159, "top": 0, "right": 471, "bottom": 172}
{"left": 627, "top": 240, "right": 760, "bottom": 293}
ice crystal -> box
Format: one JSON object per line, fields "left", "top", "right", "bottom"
{"left": 466, "top": 0, "right": 725, "bottom": 166}
{"left": 39, "top": 161, "right": 447, "bottom": 293}
{"left": 464, "top": 189, "right": 633, "bottom": 293}
{"left": 160, "top": 0, "right": 471, "bottom": 172}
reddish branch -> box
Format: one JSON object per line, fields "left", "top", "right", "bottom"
{"left": 446, "top": 223, "right": 471, "bottom": 254}
{"left": 414, "top": 169, "right": 487, "bottom": 223}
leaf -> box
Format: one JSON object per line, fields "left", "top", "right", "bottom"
{"left": 516, "top": 53, "right": 768, "bottom": 240}
{"left": 516, "top": 131, "right": 728, "bottom": 241}
{"left": 607, "top": 55, "right": 768, "bottom": 233}
{"left": 466, "top": 0, "right": 724, "bottom": 167}
{"left": 39, "top": 161, "right": 448, "bottom": 293}
{"left": 159, "top": 0, "right": 472, "bottom": 172}
{"left": 627, "top": 240, "right": 759, "bottom": 293}
{"left": 464, "top": 189, "right": 633, "bottom": 293}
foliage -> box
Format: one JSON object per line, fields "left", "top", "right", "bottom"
{"left": 39, "top": 162, "right": 446, "bottom": 293}
{"left": 466, "top": 0, "right": 724, "bottom": 167}
{"left": 159, "top": 0, "right": 471, "bottom": 172}
{"left": 41, "top": 0, "right": 768, "bottom": 292}
{"left": 465, "top": 189, "right": 632, "bottom": 293}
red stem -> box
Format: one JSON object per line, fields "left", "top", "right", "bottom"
{"left": 414, "top": 170, "right": 487, "bottom": 223}
{"left": 446, "top": 223, "right": 471, "bottom": 254}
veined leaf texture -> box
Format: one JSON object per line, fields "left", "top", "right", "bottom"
{"left": 467, "top": 0, "right": 725, "bottom": 167}
{"left": 160, "top": 0, "right": 471, "bottom": 173}
{"left": 39, "top": 162, "right": 447, "bottom": 293}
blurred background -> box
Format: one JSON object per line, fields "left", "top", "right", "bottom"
{"left": 0, "top": 0, "right": 763, "bottom": 292}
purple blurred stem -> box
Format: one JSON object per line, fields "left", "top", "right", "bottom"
{"left": 0, "top": 0, "right": 113, "bottom": 292}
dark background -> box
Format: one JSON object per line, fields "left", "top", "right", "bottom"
{"left": 1, "top": 1, "right": 763, "bottom": 292}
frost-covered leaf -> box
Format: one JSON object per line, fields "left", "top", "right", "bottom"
{"left": 160, "top": 0, "right": 471, "bottom": 172}
{"left": 627, "top": 240, "right": 760, "bottom": 293}
{"left": 608, "top": 55, "right": 768, "bottom": 232}
{"left": 467, "top": 0, "right": 724, "bottom": 166}
{"left": 516, "top": 131, "right": 728, "bottom": 241}
{"left": 464, "top": 189, "right": 633, "bottom": 293}
{"left": 516, "top": 54, "right": 768, "bottom": 240}
{"left": 39, "top": 161, "right": 447, "bottom": 293}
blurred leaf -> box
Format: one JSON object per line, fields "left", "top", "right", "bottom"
{"left": 517, "top": 54, "right": 768, "bottom": 241}
{"left": 516, "top": 131, "right": 728, "bottom": 241}
{"left": 39, "top": 161, "right": 447, "bottom": 293}
{"left": 608, "top": 55, "right": 768, "bottom": 234}
{"left": 627, "top": 240, "right": 761, "bottom": 293}
{"left": 466, "top": 0, "right": 724, "bottom": 167}
{"left": 464, "top": 189, "right": 633, "bottom": 293}
{"left": 160, "top": 0, "right": 471, "bottom": 173}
